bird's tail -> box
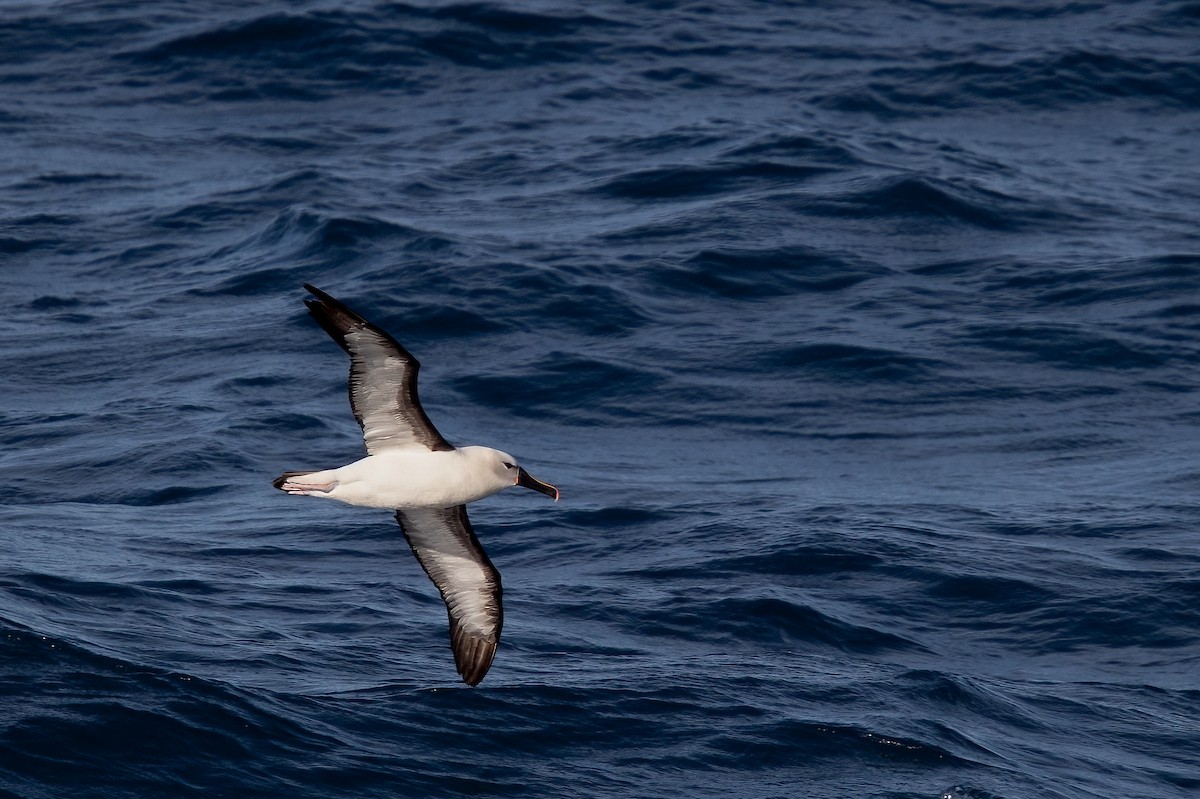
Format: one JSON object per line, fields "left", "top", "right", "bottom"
{"left": 272, "top": 471, "right": 315, "bottom": 490}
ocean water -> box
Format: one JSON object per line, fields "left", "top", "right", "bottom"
{"left": 2, "top": 0, "right": 1199, "bottom": 797}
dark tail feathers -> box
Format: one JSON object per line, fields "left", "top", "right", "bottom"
{"left": 272, "top": 471, "right": 314, "bottom": 490}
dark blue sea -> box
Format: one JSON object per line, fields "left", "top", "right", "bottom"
{"left": 3, "top": 1, "right": 1199, "bottom": 797}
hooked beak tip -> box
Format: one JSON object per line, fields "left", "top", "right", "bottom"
{"left": 516, "top": 467, "right": 559, "bottom": 501}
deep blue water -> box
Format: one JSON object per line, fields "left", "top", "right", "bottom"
{"left": 2, "top": 1, "right": 1200, "bottom": 797}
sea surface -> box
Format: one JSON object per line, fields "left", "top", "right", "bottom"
{"left": 2, "top": 1, "right": 1199, "bottom": 797}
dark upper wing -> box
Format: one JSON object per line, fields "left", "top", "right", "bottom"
{"left": 395, "top": 505, "right": 503, "bottom": 686}
{"left": 303, "top": 284, "right": 452, "bottom": 454}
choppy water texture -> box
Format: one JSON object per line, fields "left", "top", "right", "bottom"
{"left": 2, "top": 1, "right": 1200, "bottom": 797}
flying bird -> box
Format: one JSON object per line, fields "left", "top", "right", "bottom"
{"left": 273, "top": 284, "right": 559, "bottom": 686}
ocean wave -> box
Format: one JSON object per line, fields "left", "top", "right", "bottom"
{"left": 802, "top": 173, "right": 1040, "bottom": 231}
{"left": 1024, "top": 592, "right": 1197, "bottom": 652}
{"left": 650, "top": 246, "right": 887, "bottom": 298}
{"left": 595, "top": 161, "right": 831, "bottom": 200}
{"left": 430, "top": 2, "right": 616, "bottom": 32}
{"left": 0, "top": 235, "right": 57, "bottom": 255}
{"left": 962, "top": 323, "right": 1168, "bottom": 370}
{"left": 710, "top": 546, "right": 884, "bottom": 577}
{"left": 1, "top": 210, "right": 96, "bottom": 259}
{"left": 620, "top": 594, "right": 926, "bottom": 653}
{"left": 452, "top": 354, "right": 663, "bottom": 421}
{"left": 0, "top": 620, "right": 339, "bottom": 797}
{"left": 755, "top": 342, "right": 945, "bottom": 382}
{"left": 917, "top": 254, "right": 1200, "bottom": 313}
{"left": 814, "top": 48, "right": 1200, "bottom": 115}
{"left": 109, "top": 3, "right": 616, "bottom": 100}
{"left": 924, "top": 574, "right": 1056, "bottom": 615}
{"left": 705, "top": 718, "right": 972, "bottom": 769}
{"left": 1122, "top": 1, "right": 1200, "bottom": 34}
{"left": 720, "top": 131, "right": 864, "bottom": 167}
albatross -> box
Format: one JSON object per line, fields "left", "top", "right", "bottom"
{"left": 273, "top": 284, "right": 559, "bottom": 686}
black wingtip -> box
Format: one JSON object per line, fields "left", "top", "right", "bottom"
{"left": 302, "top": 289, "right": 361, "bottom": 354}
{"left": 302, "top": 283, "right": 327, "bottom": 300}
{"left": 303, "top": 284, "right": 347, "bottom": 312}
{"left": 450, "top": 622, "right": 498, "bottom": 687}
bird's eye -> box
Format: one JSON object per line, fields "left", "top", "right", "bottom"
{"left": 502, "top": 462, "right": 515, "bottom": 469}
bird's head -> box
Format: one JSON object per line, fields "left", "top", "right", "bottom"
{"left": 485, "top": 448, "right": 560, "bottom": 501}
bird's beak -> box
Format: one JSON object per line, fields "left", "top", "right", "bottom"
{"left": 516, "top": 468, "right": 559, "bottom": 501}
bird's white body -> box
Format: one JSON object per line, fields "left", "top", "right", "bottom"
{"left": 282, "top": 446, "right": 519, "bottom": 509}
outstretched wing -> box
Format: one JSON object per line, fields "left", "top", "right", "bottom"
{"left": 395, "top": 505, "right": 503, "bottom": 686}
{"left": 303, "top": 284, "right": 452, "bottom": 454}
